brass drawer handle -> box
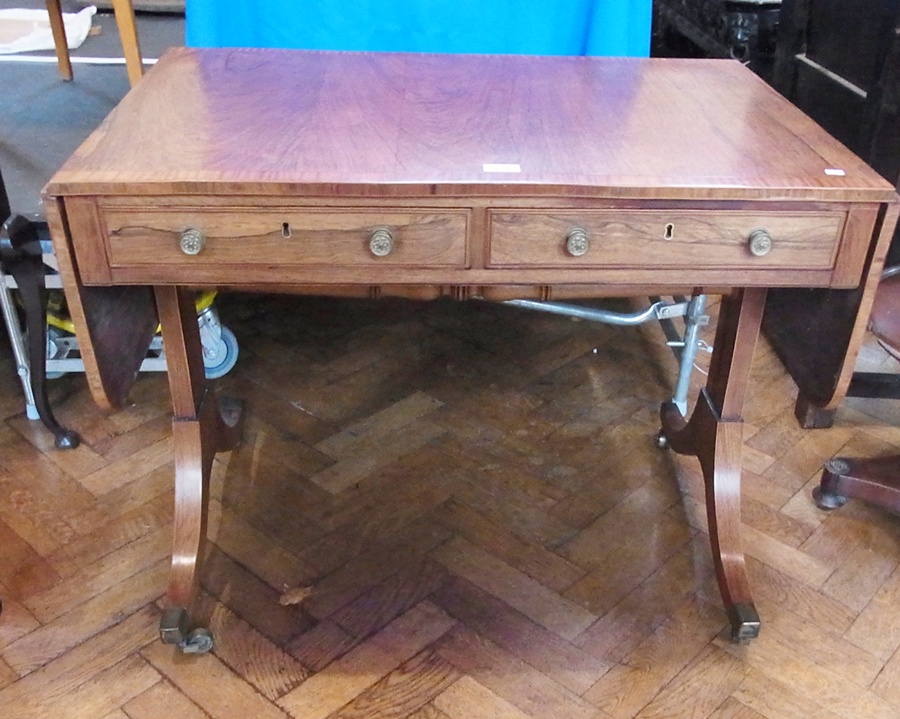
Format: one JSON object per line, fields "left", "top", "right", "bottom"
{"left": 369, "top": 228, "right": 394, "bottom": 257}
{"left": 566, "top": 227, "right": 590, "bottom": 257}
{"left": 748, "top": 229, "right": 773, "bottom": 257}
{"left": 180, "top": 227, "right": 206, "bottom": 256}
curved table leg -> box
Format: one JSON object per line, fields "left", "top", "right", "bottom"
{"left": 155, "top": 287, "right": 242, "bottom": 653}
{"left": 2, "top": 215, "right": 80, "bottom": 449}
{"left": 660, "top": 288, "right": 766, "bottom": 643}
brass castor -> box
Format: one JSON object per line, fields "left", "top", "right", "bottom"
{"left": 159, "top": 606, "right": 214, "bottom": 655}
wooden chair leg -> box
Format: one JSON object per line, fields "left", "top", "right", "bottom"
{"left": 111, "top": 0, "right": 144, "bottom": 86}
{"left": 45, "top": 0, "right": 73, "bottom": 81}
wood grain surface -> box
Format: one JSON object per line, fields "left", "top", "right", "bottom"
{"left": 45, "top": 48, "right": 894, "bottom": 202}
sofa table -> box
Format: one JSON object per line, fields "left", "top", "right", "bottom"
{"left": 42, "top": 47, "right": 898, "bottom": 648}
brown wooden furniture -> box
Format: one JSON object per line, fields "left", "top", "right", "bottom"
{"left": 817, "top": 452, "right": 900, "bottom": 517}
{"left": 42, "top": 48, "right": 898, "bottom": 648}
{"left": 812, "top": 272, "right": 900, "bottom": 515}
{"left": 46, "top": 0, "right": 144, "bottom": 86}
{"left": 762, "top": 0, "right": 900, "bottom": 427}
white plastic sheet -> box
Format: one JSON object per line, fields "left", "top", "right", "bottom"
{"left": 0, "top": 6, "right": 97, "bottom": 55}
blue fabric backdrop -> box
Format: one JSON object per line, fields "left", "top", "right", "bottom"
{"left": 185, "top": 0, "right": 651, "bottom": 57}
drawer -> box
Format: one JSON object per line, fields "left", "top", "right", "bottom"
{"left": 100, "top": 205, "right": 468, "bottom": 270}
{"left": 488, "top": 210, "right": 846, "bottom": 270}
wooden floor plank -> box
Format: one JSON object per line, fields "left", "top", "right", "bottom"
{"left": 573, "top": 536, "right": 714, "bottom": 659}
{"left": 431, "top": 535, "right": 596, "bottom": 641}
{"left": 330, "top": 558, "right": 451, "bottom": 640}
{"left": 309, "top": 419, "right": 447, "bottom": 494}
{"left": 301, "top": 514, "right": 452, "bottom": 621}
{"left": 2, "top": 562, "right": 168, "bottom": 676}
{"left": 0, "top": 596, "right": 40, "bottom": 645}
{"left": 52, "top": 490, "right": 173, "bottom": 572}
{"left": 0, "top": 518, "right": 60, "bottom": 602}
{"left": 200, "top": 546, "right": 311, "bottom": 645}
{"left": 78, "top": 438, "right": 174, "bottom": 497}
{"left": 433, "top": 575, "right": 610, "bottom": 695}
{"left": 0, "top": 606, "right": 158, "bottom": 715}
{"left": 434, "top": 499, "right": 585, "bottom": 593}
{"left": 36, "top": 655, "right": 160, "bottom": 719}
{"left": 199, "top": 593, "right": 312, "bottom": 700}
{"left": 141, "top": 640, "right": 290, "bottom": 719}
{"left": 433, "top": 676, "right": 542, "bottom": 719}
{"left": 284, "top": 620, "right": 358, "bottom": 673}
{"left": 583, "top": 596, "right": 727, "bottom": 719}
{"left": 24, "top": 527, "right": 170, "bottom": 623}
{"left": 435, "top": 624, "right": 606, "bottom": 719}
{"left": 632, "top": 644, "right": 748, "bottom": 719}
{"left": 1, "top": 292, "right": 899, "bottom": 719}
{"left": 277, "top": 602, "right": 455, "bottom": 719}
{"left": 122, "top": 679, "right": 210, "bottom": 719}
{"left": 314, "top": 391, "right": 445, "bottom": 460}
{"left": 325, "top": 649, "right": 461, "bottom": 719}
{"left": 732, "top": 668, "right": 846, "bottom": 719}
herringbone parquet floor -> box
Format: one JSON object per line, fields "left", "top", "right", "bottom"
{"left": 1, "top": 291, "right": 900, "bottom": 719}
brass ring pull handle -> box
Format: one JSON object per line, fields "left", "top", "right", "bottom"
{"left": 748, "top": 229, "right": 773, "bottom": 257}
{"left": 369, "top": 228, "right": 394, "bottom": 257}
{"left": 179, "top": 228, "right": 206, "bottom": 256}
{"left": 565, "top": 227, "right": 590, "bottom": 257}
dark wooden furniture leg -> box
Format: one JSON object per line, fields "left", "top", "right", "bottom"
{"left": 815, "top": 456, "right": 900, "bottom": 513}
{"left": 154, "top": 286, "right": 242, "bottom": 653}
{"left": 763, "top": 204, "right": 900, "bottom": 428}
{"left": 660, "top": 287, "right": 766, "bottom": 642}
{"left": 1, "top": 215, "right": 80, "bottom": 448}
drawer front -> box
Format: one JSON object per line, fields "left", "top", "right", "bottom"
{"left": 101, "top": 206, "right": 468, "bottom": 270}
{"left": 488, "top": 210, "right": 845, "bottom": 270}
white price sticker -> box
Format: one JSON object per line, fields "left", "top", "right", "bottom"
{"left": 482, "top": 163, "right": 521, "bottom": 173}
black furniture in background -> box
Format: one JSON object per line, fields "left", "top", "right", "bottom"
{"left": 652, "top": 0, "right": 782, "bottom": 81}
{"left": 763, "top": 0, "right": 900, "bottom": 426}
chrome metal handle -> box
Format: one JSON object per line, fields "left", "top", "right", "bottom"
{"left": 180, "top": 227, "right": 206, "bottom": 256}
{"left": 369, "top": 228, "right": 394, "bottom": 257}
{"left": 748, "top": 229, "right": 773, "bottom": 257}
{"left": 565, "top": 227, "right": 589, "bottom": 257}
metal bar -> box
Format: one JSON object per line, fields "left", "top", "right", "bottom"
{"left": 507, "top": 295, "right": 710, "bottom": 416}
{"left": 504, "top": 298, "right": 681, "bottom": 326}
{"left": 0, "top": 271, "right": 39, "bottom": 419}
{"left": 672, "top": 294, "right": 709, "bottom": 416}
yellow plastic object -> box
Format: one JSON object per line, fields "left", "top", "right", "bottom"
{"left": 46, "top": 289, "right": 219, "bottom": 335}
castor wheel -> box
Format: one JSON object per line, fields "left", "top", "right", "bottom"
{"left": 159, "top": 606, "right": 214, "bottom": 655}
{"left": 729, "top": 602, "right": 761, "bottom": 644}
{"left": 202, "top": 326, "right": 239, "bottom": 379}
{"left": 812, "top": 485, "right": 848, "bottom": 511}
{"left": 655, "top": 430, "right": 668, "bottom": 449}
{"left": 180, "top": 628, "right": 214, "bottom": 654}
{"left": 814, "top": 458, "right": 850, "bottom": 511}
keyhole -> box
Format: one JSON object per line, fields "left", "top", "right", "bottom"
{"left": 282, "top": 222, "right": 292, "bottom": 238}
{"left": 664, "top": 223, "right": 675, "bottom": 240}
